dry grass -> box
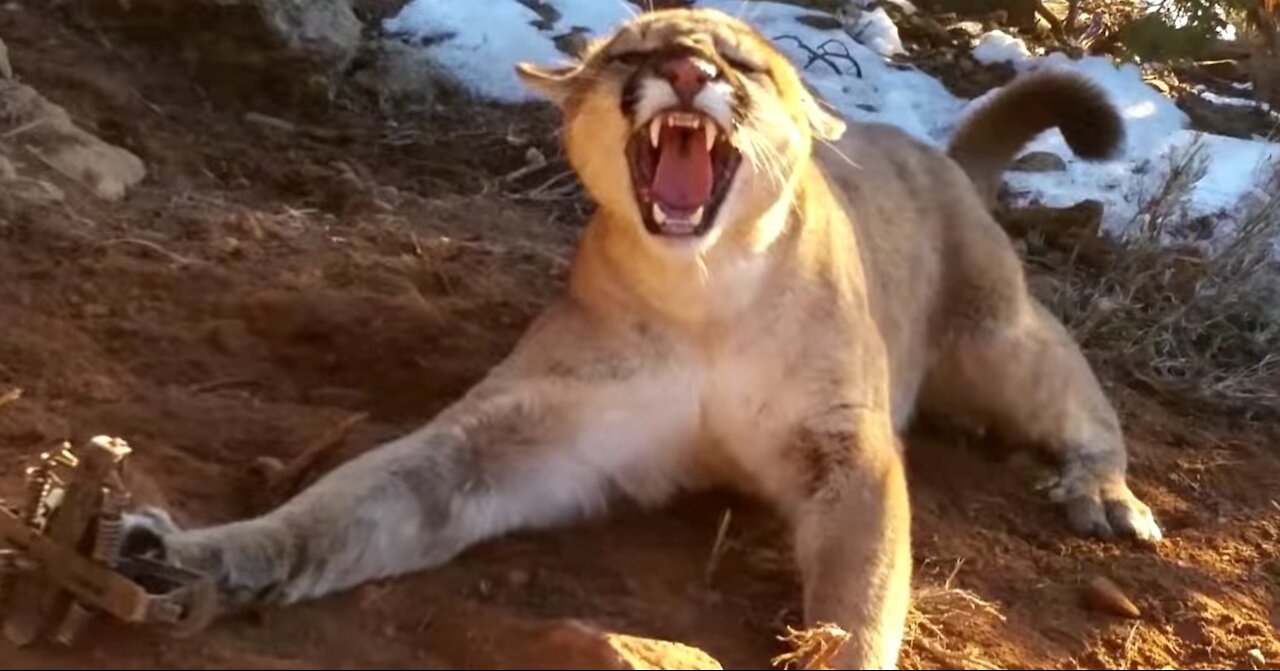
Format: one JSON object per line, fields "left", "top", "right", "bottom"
{"left": 902, "top": 559, "right": 1005, "bottom": 670}
{"left": 1041, "top": 138, "right": 1280, "bottom": 418}
{"left": 773, "top": 623, "right": 852, "bottom": 670}
{"left": 766, "top": 559, "right": 1007, "bottom": 669}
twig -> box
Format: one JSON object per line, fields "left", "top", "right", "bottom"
{"left": 704, "top": 508, "right": 733, "bottom": 584}
{"left": 256, "top": 412, "right": 369, "bottom": 504}
{"left": 99, "top": 238, "right": 201, "bottom": 266}
{"left": 774, "top": 35, "right": 849, "bottom": 76}
{"left": 505, "top": 169, "right": 581, "bottom": 201}
{"left": 189, "top": 377, "right": 258, "bottom": 394}
{"left": 916, "top": 638, "right": 1003, "bottom": 670}
{"left": 3, "top": 119, "right": 46, "bottom": 139}
{"left": 814, "top": 39, "right": 863, "bottom": 78}
{"left": 1120, "top": 621, "right": 1140, "bottom": 669}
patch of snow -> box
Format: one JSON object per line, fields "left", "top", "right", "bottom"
{"left": 386, "top": 0, "right": 1279, "bottom": 251}
{"left": 1007, "top": 131, "right": 1279, "bottom": 238}
{"left": 849, "top": 7, "right": 906, "bottom": 57}
{"left": 972, "top": 30, "right": 1032, "bottom": 67}
{"left": 545, "top": 0, "right": 635, "bottom": 34}
{"left": 384, "top": 0, "right": 565, "bottom": 102}
{"left": 701, "top": 0, "right": 959, "bottom": 143}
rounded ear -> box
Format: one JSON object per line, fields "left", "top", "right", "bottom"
{"left": 800, "top": 87, "right": 847, "bottom": 141}
{"left": 515, "top": 62, "right": 584, "bottom": 107}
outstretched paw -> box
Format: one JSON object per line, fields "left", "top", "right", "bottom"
{"left": 1049, "top": 477, "right": 1162, "bottom": 544}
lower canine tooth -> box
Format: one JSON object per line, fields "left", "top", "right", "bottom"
{"left": 690, "top": 206, "right": 704, "bottom": 225}
{"left": 652, "top": 204, "right": 667, "bottom": 224}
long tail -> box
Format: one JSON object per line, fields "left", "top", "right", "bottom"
{"left": 946, "top": 70, "right": 1124, "bottom": 207}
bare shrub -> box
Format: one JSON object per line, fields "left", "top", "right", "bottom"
{"left": 1043, "top": 140, "right": 1280, "bottom": 417}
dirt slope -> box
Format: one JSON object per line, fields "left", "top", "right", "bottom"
{"left": 1, "top": 7, "right": 1277, "bottom": 670}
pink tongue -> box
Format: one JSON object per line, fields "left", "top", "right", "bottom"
{"left": 651, "top": 124, "right": 713, "bottom": 212}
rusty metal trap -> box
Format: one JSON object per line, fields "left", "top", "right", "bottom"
{"left": 0, "top": 436, "right": 216, "bottom": 647}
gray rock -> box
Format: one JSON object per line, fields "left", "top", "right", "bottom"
{"left": 0, "top": 79, "right": 146, "bottom": 200}
{"left": 72, "top": 0, "right": 361, "bottom": 100}
{"left": 1010, "top": 151, "right": 1068, "bottom": 172}
{"left": 349, "top": 38, "right": 441, "bottom": 111}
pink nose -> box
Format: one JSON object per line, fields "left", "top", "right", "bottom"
{"left": 661, "top": 56, "right": 715, "bottom": 103}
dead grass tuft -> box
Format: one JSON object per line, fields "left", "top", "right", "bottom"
{"left": 903, "top": 559, "right": 1005, "bottom": 670}
{"left": 1041, "top": 138, "right": 1280, "bottom": 418}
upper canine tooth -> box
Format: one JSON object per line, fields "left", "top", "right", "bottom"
{"left": 650, "top": 118, "right": 661, "bottom": 148}
{"left": 705, "top": 124, "right": 717, "bottom": 151}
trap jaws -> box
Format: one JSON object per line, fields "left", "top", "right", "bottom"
{"left": 0, "top": 436, "right": 217, "bottom": 647}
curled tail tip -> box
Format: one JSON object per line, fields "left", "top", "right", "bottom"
{"left": 1042, "top": 71, "right": 1126, "bottom": 161}
{"left": 947, "top": 69, "right": 1125, "bottom": 204}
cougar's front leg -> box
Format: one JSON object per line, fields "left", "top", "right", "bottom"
{"left": 789, "top": 407, "right": 911, "bottom": 670}
{"left": 126, "top": 306, "right": 694, "bottom": 613}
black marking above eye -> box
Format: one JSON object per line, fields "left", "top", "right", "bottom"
{"left": 610, "top": 51, "right": 651, "bottom": 66}
{"left": 723, "top": 56, "right": 765, "bottom": 75}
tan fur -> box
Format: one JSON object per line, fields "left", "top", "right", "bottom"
{"left": 124, "top": 9, "right": 1161, "bottom": 670}
{"left": 946, "top": 69, "right": 1125, "bottom": 207}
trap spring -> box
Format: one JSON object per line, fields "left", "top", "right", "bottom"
{"left": 0, "top": 436, "right": 216, "bottom": 647}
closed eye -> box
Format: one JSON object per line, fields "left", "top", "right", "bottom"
{"left": 723, "top": 55, "right": 765, "bottom": 75}
{"left": 609, "top": 51, "right": 651, "bottom": 66}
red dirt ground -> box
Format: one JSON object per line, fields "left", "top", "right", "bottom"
{"left": 1, "top": 6, "right": 1278, "bottom": 670}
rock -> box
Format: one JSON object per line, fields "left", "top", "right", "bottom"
{"left": 997, "top": 200, "right": 1110, "bottom": 267}
{"left": 1082, "top": 576, "right": 1141, "bottom": 619}
{"left": 553, "top": 28, "right": 592, "bottom": 59}
{"left": 349, "top": 38, "right": 441, "bottom": 111}
{"left": 517, "top": 620, "right": 722, "bottom": 670}
{"left": 514, "top": 0, "right": 562, "bottom": 26}
{"left": 0, "top": 79, "right": 146, "bottom": 200}
{"left": 1010, "top": 151, "right": 1068, "bottom": 172}
{"left": 0, "top": 35, "right": 11, "bottom": 80}
{"left": 71, "top": 0, "right": 361, "bottom": 103}
{"left": 1177, "top": 91, "right": 1277, "bottom": 140}
{"left": 606, "top": 632, "right": 723, "bottom": 670}
{"left": 424, "top": 608, "right": 721, "bottom": 670}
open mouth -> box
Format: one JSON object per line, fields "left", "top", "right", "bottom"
{"left": 627, "top": 110, "right": 742, "bottom": 238}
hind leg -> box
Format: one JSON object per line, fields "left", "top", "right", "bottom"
{"left": 923, "top": 298, "right": 1161, "bottom": 543}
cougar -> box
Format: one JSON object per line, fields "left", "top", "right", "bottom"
{"left": 124, "top": 8, "right": 1161, "bottom": 668}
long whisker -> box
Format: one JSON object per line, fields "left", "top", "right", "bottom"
{"left": 612, "top": 0, "right": 639, "bottom": 18}
{"left": 817, "top": 137, "right": 862, "bottom": 171}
